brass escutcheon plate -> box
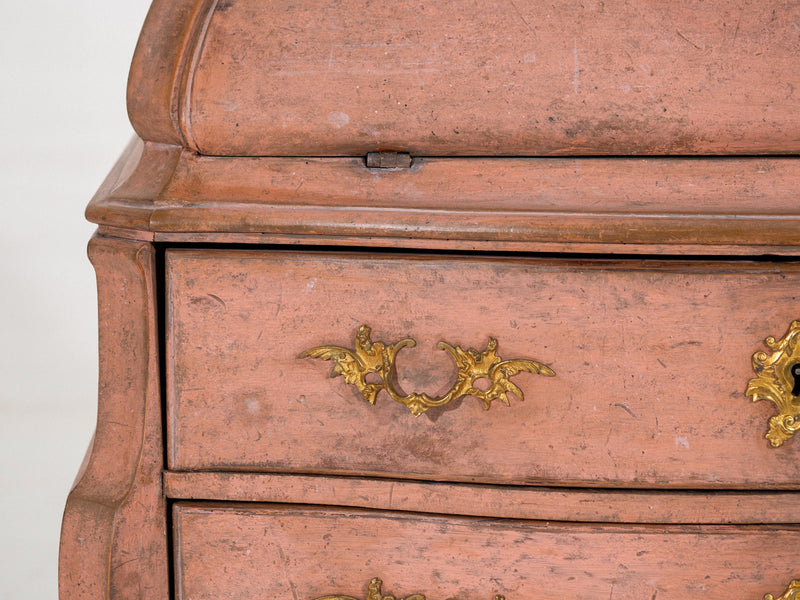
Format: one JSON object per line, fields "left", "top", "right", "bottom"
{"left": 746, "top": 320, "right": 800, "bottom": 447}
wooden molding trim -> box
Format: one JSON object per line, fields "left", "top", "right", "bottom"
{"left": 163, "top": 471, "right": 800, "bottom": 525}
{"left": 86, "top": 139, "right": 800, "bottom": 254}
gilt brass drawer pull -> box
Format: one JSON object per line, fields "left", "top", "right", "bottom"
{"left": 312, "top": 577, "right": 505, "bottom": 600}
{"left": 300, "top": 324, "right": 554, "bottom": 416}
{"left": 746, "top": 320, "right": 800, "bottom": 447}
{"left": 764, "top": 580, "right": 800, "bottom": 600}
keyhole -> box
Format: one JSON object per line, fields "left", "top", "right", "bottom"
{"left": 792, "top": 363, "right": 800, "bottom": 396}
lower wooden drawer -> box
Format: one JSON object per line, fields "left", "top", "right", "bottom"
{"left": 174, "top": 503, "right": 800, "bottom": 600}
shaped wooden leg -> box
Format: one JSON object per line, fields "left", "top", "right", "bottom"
{"left": 59, "top": 234, "right": 167, "bottom": 600}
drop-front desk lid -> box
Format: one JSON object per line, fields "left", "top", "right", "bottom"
{"left": 89, "top": 0, "right": 800, "bottom": 253}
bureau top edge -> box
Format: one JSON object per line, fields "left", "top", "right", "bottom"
{"left": 87, "top": 138, "right": 800, "bottom": 254}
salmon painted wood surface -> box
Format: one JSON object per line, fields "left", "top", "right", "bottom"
{"left": 174, "top": 504, "right": 800, "bottom": 600}
{"left": 60, "top": 1, "right": 800, "bottom": 600}
{"left": 128, "top": 0, "right": 800, "bottom": 156}
{"left": 166, "top": 250, "right": 799, "bottom": 487}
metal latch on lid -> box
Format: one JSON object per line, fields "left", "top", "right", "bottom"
{"left": 365, "top": 151, "right": 412, "bottom": 168}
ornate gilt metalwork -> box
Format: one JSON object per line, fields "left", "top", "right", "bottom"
{"left": 300, "top": 325, "right": 555, "bottom": 416}
{"left": 312, "top": 577, "right": 505, "bottom": 600}
{"left": 746, "top": 320, "right": 800, "bottom": 447}
{"left": 764, "top": 580, "right": 800, "bottom": 600}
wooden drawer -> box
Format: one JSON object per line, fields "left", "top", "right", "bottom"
{"left": 166, "top": 250, "right": 800, "bottom": 487}
{"left": 173, "top": 503, "right": 800, "bottom": 600}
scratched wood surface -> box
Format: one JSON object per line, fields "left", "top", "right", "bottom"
{"left": 86, "top": 140, "right": 800, "bottom": 253}
{"left": 129, "top": 0, "right": 800, "bottom": 156}
{"left": 59, "top": 236, "right": 168, "bottom": 600}
{"left": 163, "top": 471, "right": 800, "bottom": 524}
{"left": 166, "top": 249, "right": 800, "bottom": 487}
{"left": 174, "top": 503, "right": 800, "bottom": 600}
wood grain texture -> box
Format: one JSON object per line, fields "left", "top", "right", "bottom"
{"left": 174, "top": 503, "right": 800, "bottom": 600}
{"left": 167, "top": 0, "right": 800, "bottom": 156}
{"left": 59, "top": 235, "right": 168, "bottom": 600}
{"left": 163, "top": 471, "right": 800, "bottom": 525}
{"left": 166, "top": 250, "right": 800, "bottom": 487}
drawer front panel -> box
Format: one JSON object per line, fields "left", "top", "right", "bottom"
{"left": 174, "top": 503, "right": 800, "bottom": 600}
{"left": 166, "top": 250, "right": 800, "bottom": 486}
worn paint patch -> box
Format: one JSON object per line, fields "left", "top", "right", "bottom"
{"left": 327, "top": 111, "right": 350, "bottom": 128}
{"left": 674, "top": 436, "right": 690, "bottom": 449}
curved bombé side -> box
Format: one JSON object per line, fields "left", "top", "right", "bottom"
{"left": 58, "top": 235, "right": 167, "bottom": 600}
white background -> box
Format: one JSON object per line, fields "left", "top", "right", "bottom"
{"left": 0, "top": 1, "right": 152, "bottom": 597}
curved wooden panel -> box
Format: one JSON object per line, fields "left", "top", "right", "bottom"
{"left": 161, "top": 0, "right": 800, "bottom": 156}
{"left": 59, "top": 236, "right": 167, "bottom": 600}
{"left": 126, "top": 0, "right": 208, "bottom": 146}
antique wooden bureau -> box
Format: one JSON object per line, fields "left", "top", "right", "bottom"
{"left": 60, "top": 1, "right": 800, "bottom": 599}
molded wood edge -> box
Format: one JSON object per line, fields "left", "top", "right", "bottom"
{"left": 127, "top": 0, "right": 213, "bottom": 146}
{"left": 86, "top": 141, "right": 800, "bottom": 253}
{"left": 59, "top": 235, "right": 168, "bottom": 600}
{"left": 85, "top": 138, "right": 181, "bottom": 234}
{"left": 163, "top": 471, "right": 800, "bottom": 525}
{"left": 145, "top": 233, "right": 800, "bottom": 257}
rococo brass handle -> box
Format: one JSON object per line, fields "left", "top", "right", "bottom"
{"left": 300, "top": 324, "right": 554, "bottom": 416}
{"left": 312, "top": 577, "right": 506, "bottom": 600}
{"left": 746, "top": 320, "right": 800, "bottom": 447}
{"left": 764, "top": 580, "right": 800, "bottom": 600}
